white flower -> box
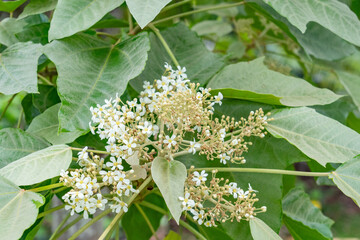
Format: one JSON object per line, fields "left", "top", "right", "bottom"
{"left": 122, "top": 137, "right": 137, "bottom": 155}
{"left": 76, "top": 201, "right": 96, "bottom": 219}
{"left": 204, "top": 221, "right": 212, "bottom": 227}
{"left": 219, "top": 128, "right": 226, "bottom": 140}
{"left": 188, "top": 139, "right": 201, "bottom": 154}
{"left": 238, "top": 189, "right": 249, "bottom": 199}
{"left": 192, "top": 170, "right": 208, "bottom": 186}
{"left": 90, "top": 193, "right": 108, "bottom": 210}
{"left": 164, "top": 135, "right": 177, "bottom": 149}
{"left": 115, "top": 172, "right": 130, "bottom": 186}
{"left": 196, "top": 92, "right": 203, "bottom": 100}
{"left": 75, "top": 175, "right": 91, "bottom": 190}
{"left": 138, "top": 121, "right": 153, "bottom": 136}
{"left": 110, "top": 197, "right": 128, "bottom": 213}
{"left": 192, "top": 209, "right": 205, "bottom": 225}
{"left": 231, "top": 139, "right": 239, "bottom": 146}
{"left": 214, "top": 92, "right": 223, "bottom": 105}
{"left": 179, "top": 192, "right": 195, "bottom": 207}
{"left": 106, "top": 157, "right": 124, "bottom": 171}
{"left": 99, "top": 170, "right": 116, "bottom": 184}
{"left": 119, "top": 183, "right": 137, "bottom": 196}
{"left": 64, "top": 200, "right": 77, "bottom": 216}
{"left": 164, "top": 62, "right": 173, "bottom": 72}
{"left": 176, "top": 66, "right": 187, "bottom": 79}
{"left": 248, "top": 183, "right": 258, "bottom": 192}
{"left": 228, "top": 182, "right": 240, "bottom": 198}
{"left": 219, "top": 153, "right": 230, "bottom": 164}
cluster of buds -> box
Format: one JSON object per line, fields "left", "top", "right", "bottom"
{"left": 60, "top": 63, "right": 269, "bottom": 223}
{"left": 180, "top": 169, "right": 267, "bottom": 227}
{"left": 60, "top": 147, "right": 137, "bottom": 219}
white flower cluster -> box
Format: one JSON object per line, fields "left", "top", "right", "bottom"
{"left": 180, "top": 170, "right": 266, "bottom": 227}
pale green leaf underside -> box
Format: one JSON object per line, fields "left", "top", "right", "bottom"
{"left": 207, "top": 57, "right": 340, "bottom": 106}
{"left": 0, "top": 128, "right": 50, "bottom": 168}
{"left": 48, "top": 0, "right": 124, "bottom": 40}
{"left": 283, "top": 187, "right": 333, "bottom": 239}
{"left": 0, "top": 176, "right": 44, "bottom": 240}
{"left": 0, "top": 42, "right": 42, "bottom": 95}
{"left": 27, "top": 104, "right": 86, "bottom": 144}
{"left": 192, "top": 20, "right": 233, "bottom": 37}
{"left": 151, "top": 157, "right": 187, "bottom": 224}
{"left": 264, "top": 0, "right": 360, "bottom": 46}
{"left": 0, "top": 145, "right": 72, "bottom": 186}
{"left": 330, "top": 156, "right": 360, "bottom": 207}
{"left": 336, "top": 71, "right": 360, "bottom": 111}
{"left": 250, "top": 217, "right": 282, "bottom": 240}
{"left": 126, "top": 0, "right": 171, "bottom": 28}
{"left": 44, "top": 33, "right": 150, "bottom": 131}
{"left": 19, "top": 0, "right": 58, "bottom": 19}
{"left": 266, "top": 107, "right": 360, "bottom": 166}
{"left": 0, "top": 18, "right": 25, "bottom": 46}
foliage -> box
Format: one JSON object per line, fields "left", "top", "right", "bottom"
{"left": 1, "top": 0, "right": 360, "bottom": 239}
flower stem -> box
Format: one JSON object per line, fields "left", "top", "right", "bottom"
{"left": 98, "top": 176, "right": 153, "bottom": 240}
{"left": 0, "top": 93, "right": 17, "bottom": 121}
{"left": 68, "top": 209, "right": 112, "bottom": 240}
{"left": 191, "top": 167, "right": 331, "bottom": 177}
{"left": 135, "top": 204, "right": 159, "bottom": 240}
{"left": 29, "top": 182, "right": 64, "bottom": 192}
{"left": 37, "top": 204, "right": 65, "bottom": 219}
{"left": 70, "top": 147, "right": 109, "bottom": 155}
{"left": 152, "top": 2, "right": 245, "bottom": 25}
{"left": 140, "top": 201, "right": 206, "bottom": 240}
{"left": 38, "top": 73, "right": 55, "bottom": 86}
{"left": 49, "top": 213, "right": 71, "bottom": 240}
{"left": 148, "top": 23, "right": 180, "bottom": 67}
{"left": 53, "top": 216, "right": 82, "bottom": 240}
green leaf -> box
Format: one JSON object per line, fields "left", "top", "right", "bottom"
{"left": 130, "top": 23, "right": 225, "bottom": 92}
{"left": 192, "top": 20, "right": 233, "bottom": 37}
{"left": 15, "top": 23, "right": 50, "bottom": 45}
{"left": 329, "top": 155, "right": 360, "bottom": 207}
{"left": 0, "top": 128, "right": 50, "bottom": 168}
{"left": 264, "top": 0, "right": 360, "bottom": 47}
{"left": 336, "top": 71, "right": 360, "bottom": 111}
{"left": 0, "top": 41, "right": 42, "bottom": 95}
{"left": 266, "top": 107, "right": 360, "bottom": 166}
{"left": 0, "top": 176, "right": 44, "bottom": 240}
{"left": 249, "top": 217, "right": 282, "bottom": 240}
{"left": 151, "top": 157, "right": 187, "bottom": 224}
{"left": 19, "top": 0, "right": 58, "bottom": 19}
{"left": 207, "top": 57, "right": 341, "bottom": 106}
{"left": 0, "top": 18, "right": 26, "bottom": 46}
{"left": 48, "top": 0, "right": 124, "bottom": 40}
{"left": 0, "top": 0, "right": 26, "bottom": 12}
{"left": 347, "top": 111, "right": 360, "bottom": 134}
{"left": 283, "top": 187, "right": 334, "bottom": 239}
{"left": 0, "top": 145, "right": 72, "bottom": 186}
{"left": 226, "top": 41, "right": 246, "bottom": 59}
{"left": 123, "top": 194, "right": 166, "bottom": 240}
{"left": 27, "top": 104, "right": 86, "bottom": 145}
{"left": 126, "top": 0, "right": 171, "bottom": 28}
{"left": 44, "top": 33, "right": 150, "bottom": 131}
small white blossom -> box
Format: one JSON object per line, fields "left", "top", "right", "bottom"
{"left": 164, "top": 135, "right": 177, "bottom": 149}
{"left": 188, "top": 139, "right": 201, "bottom": 154}
{"left": 192, "top": 170, "right": 208, "bottom": 186}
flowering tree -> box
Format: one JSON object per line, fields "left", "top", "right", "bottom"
{"left": 1, "top": 0, "right": 360, "bottom": 239}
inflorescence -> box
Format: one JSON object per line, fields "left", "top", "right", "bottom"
{"left": 60, "top": 63, "right": 269, "bottom": 226}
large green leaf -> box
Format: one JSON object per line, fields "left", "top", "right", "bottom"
{"left": 151, "top": 157, "right": 187, "bottom": 224}
{"left": 283, "top": 187, "right": 333, "bottom": 240}
{"left": 192, "top": 20, "right": 233, "bottom": 38}
{"left": 0, "top": 18, "right": 25, "bottom": 46}
{"left": 249, "top": 1, "right": 356, "bottom": 61}
{"left": 126, "top": 0, "right": 171, "bottom": 28}
{"left": 264, "top": 0, "right": 360, "bottom": 46}
{"left": 336, "top": 71, "right": 360, "bottom": 111}
{"left": 27, "top": 104, "right": 86, "bottom": 144}
{"left": 123, "top": 194, "right": 166, "bottom": 240}
{"left": 266, "top": 107, "right": 360, "bottom": 166}
{"left": 329, "top": 155, "right": 360, "bottom": 207}
{"left": 19, "top": 0, "right": 58, "bottom": 19}
{"left": 0, "top": 176, "right": 44, "bottom": 240}
{"left": 207, "top": 57, "right": 340, "bottom": 106}
{"left": 44, "top": 33, "right": 150, "bottom": 131}
{"left": 249, "top": 217, "right": 282, "bottom": 240}
{"left": 130, "top": 23, "right": 225, "bottom": 92}
{"left": 0, "top": 145, "right": 72, "bottom": 186}
{"left": 0, "top": 128, "right": 50, "bottom": 168}
{"left": 48, "top": 0, "right": 124, "bottom": 40}
{"left": 0, "top": 42, "right": 42, "bottom": 95}
{"left": 0, "top": 0, "right": 26, "bottom": 12}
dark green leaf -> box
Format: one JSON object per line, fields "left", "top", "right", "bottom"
{"left": 44, "top": 33, "right": 150, "bottom": 131}
{"left": 207, "top": 57, "right": 341, "bottom": 106}
{"left": 15, "top": 23, "right": 50, "bottom": 45}
{"left": 283, "top": 187, "right": 334, "bottom": 240}
{"left": 130, "top": 23, "right": 225, "bottom": 92}
{"left": 19, "top": 0, "right": 58, "bottom": 19}
{"left": 0, "top": 0, "right": 26, "bottom": 12}
{"left": 0, "top": 128, "right": 50, "bottom": 168}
